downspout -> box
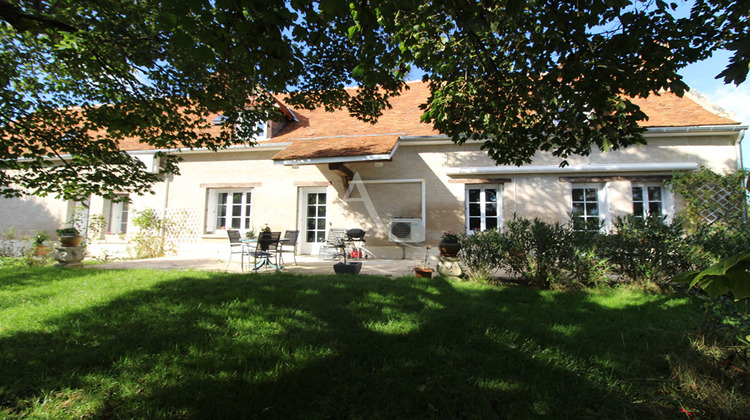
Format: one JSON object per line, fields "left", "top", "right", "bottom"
{"left": 160, "top": 173, "right": 171, "bottom": 254}
{"left": 735, "top": 128, "right": 747, "bottom": 222}
{"left": 735, "top": 128, "right": 746, "bottom": 171}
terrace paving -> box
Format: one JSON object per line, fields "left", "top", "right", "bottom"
{"left": 97, "top": 252, "right": 420, "bottom": 277}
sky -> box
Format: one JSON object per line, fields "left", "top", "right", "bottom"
{"left": 678, "top": 49, "right": 749, "bottom": 169}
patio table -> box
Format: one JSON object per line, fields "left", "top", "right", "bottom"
{"left": 241, "top": 237, "right": 290, "bottom": 270}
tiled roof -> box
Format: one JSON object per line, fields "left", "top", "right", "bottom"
{"left": 117, "top": 81, "right": 740, "bottom": 153}
{"left": 631, "top": 90, "right": 738, "bottom": 127}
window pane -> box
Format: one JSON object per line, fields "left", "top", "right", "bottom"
{"left": 469, "top": 217, "right": 481, "bottom": 231}
{"left": 317, "top": 219, "right": 326, "bottom": 229}
{"left": 469, "top": 203, "right": 480, "bottom": 216}
{"left": 649, "top": 202, "right": 662, "bottom": 214}
{"left": 485, "top": 189, "right": 497, "bottom": 202}
{"left": 585, "top": 188, "right": 597, "bottom": 201}
{"left": 231, "top": 218, "right": 241, "bottom": 229}
{"left": 632, "top": 187, "right": 643, "bottom": 202}
{"left": 307, "top": 205, "right": 316, "bottom": 217}
{"left": 586, "top": 203, "right": 598, "bottom": 216}
{"left": 318, "top": 206, "right": 326, "bottom": 217}
{"left": 633, "top": 202, "right": 644, "bottom": 217}
{"left": 648, "top": 186, "right": 662, "bottom": 201}
{"left": 316, "top": 231, "right": 325, "bottom": 242}
{"left": 572, "top": 188, "right": 584, "bottom": 202}
{"left": 218, "top": 193, "right": 228, "bottom": 205}
{"left": 307, "top": 231, "right": 315, "bottom": 242}
{"left": 307, "top": 219, "right": 315, "bottom": 230}
{"left": 573, "top": 203, "right": 585, "bottom": 213}
{"left": 486, "top": 218, "right": 498, "bottom": 230}
{"left": 485, "top": 202, "right": 497, "bottom": 217}
{"left": 468, "top": 189, "right": 480, "bottom": 202}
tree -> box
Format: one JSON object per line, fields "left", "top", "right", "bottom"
{"left": 0, "top": 0, "right": 746, "bottom": 202}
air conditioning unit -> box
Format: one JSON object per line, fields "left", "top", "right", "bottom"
{"left": 388, "top": 218, "right": 425, "bottom": 243}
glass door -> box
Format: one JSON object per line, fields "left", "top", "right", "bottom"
{"left": 298, "top": 187, "right": 327, "bottom": 255}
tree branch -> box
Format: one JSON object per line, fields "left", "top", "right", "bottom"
{"left": 0, "top": 0, "right": 77, "bottom": 33}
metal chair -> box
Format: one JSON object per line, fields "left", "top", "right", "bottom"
{"left": 226, "top": 229, "right": 246, "bottom": 270}
{"left": 278, "top": 230, "right": 299, "bottom": 266}
{"left": 318, "top": 228, "right": 346, "bottom": 259}
{"left": 247, "top": 231, "right": 282, "bottom": 270}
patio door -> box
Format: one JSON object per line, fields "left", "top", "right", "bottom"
{"left": 298, "top": 187, "right": 328, "bottom": 255}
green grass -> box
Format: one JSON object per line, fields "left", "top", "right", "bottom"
{"left": 0, "top": 267, "right": 747, "bottom": 419}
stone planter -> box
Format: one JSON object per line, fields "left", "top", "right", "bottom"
{"left": 333, "top": 262, "right": 362, "bottom": 275}
{"left": 438, "top": 241, "right": 461, "bottom": 257}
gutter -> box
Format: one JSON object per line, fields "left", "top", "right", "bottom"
{"left": 25, "top": 141, "right": 293, "bottom": 163}
{"left": 446, "top": 162, "right": 700, "bottom": 177}
{"left": 644, "top": 125, "right": 748, "bottom": 137}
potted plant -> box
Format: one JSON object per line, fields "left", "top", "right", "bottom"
{"left": 33, "top": 231, "right": 51, "bottom": 256}
{"left": 413, "top": 246, "right": 433, "bottom": 278}
{"left": 438, "top": 231, "right": 462, "bottom": 257}
{"left": 56, "top": 227, "right": 83, "bottom": 247}
{"left": 258, "top": 224, "right": 273, "bottom": 250}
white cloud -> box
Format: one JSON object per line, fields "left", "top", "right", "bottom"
{"left": 699, "top": 84, "right": 750, "bottom": 125}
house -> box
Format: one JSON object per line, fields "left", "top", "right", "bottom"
{"left": 0, "top": 81, "right": 745, "bottom": 260}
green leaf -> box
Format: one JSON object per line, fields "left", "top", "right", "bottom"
{"left": 158, "top": 11, "right": 178, "bottom": 28}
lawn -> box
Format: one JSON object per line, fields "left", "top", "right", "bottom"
{"left": 0, "top": 266, "right": 746, "bottom": 419}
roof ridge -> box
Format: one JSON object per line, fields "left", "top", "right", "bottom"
{"left": 683, "top": 88, "right": 738, "bottom": 122}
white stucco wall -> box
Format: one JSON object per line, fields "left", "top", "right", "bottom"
{"left": 0, "top": 129, "right": 742, "bottom": 261}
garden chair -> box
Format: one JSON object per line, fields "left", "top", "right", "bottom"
{"left": 226, "top": 229, "right": 247, "bottom": 270}
{"left": 278, "top": 230, "right": 299, "bottom": 266}
{"left": 247, "top": 231, "right": 282, "bottom": 270}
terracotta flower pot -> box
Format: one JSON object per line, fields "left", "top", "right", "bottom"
{"left": 438, "top": 240, "right": 461, "bottom": 257}
{"left": 413, "top": 267, "right": 433, "bottom": 278}
{"left": 34, "top": 246, "right": 51, "bottom": 256}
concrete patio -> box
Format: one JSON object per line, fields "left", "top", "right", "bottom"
{"left": 96, "top": 250, "right": 421, "bottom": 277}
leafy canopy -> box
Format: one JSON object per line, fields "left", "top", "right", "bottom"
{"left": 0, "top": 0, "right": 746, "bottom": 201}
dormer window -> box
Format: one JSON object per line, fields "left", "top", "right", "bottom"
{"left": 235, "top": 116, "right": 268, "bottom": 142}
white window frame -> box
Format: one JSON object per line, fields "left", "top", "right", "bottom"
{"left": 108, "top": 197, "right": 129, "bottom": 234}
{"left": 465, "top": 184, "right": 503, "bottom": 233}
{"left": 570, "top": 183, "right": 611, "bottom": 231}
{"left": 235, "top": 117, "right": 268, "bottom": 142}
{"left": 206, "top": 189, "right": 253, "bottom": 233}
{"left": 631, "top": 182, "right": 675, "bottom": 222}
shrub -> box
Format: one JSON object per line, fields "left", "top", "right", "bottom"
{"left": 599, "top": 215, "right": 691, "bottom": 285}
{"left": 459, "top": 228, "right": 504, "bottom": 281}
{"left": 129, "top": 209, "right": 176, "bottom": 259}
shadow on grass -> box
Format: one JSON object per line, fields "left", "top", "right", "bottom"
{"left": 1, "top": 270, "right": 704, "bottom": 418}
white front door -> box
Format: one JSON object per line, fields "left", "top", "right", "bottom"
{"left": 298, "top": 187, "right": 328, "bottom": 255}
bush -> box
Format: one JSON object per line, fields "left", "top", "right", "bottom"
{"left": 129, "top": 209, "right": 176, "bottom": 259}
{"left": 459, "top": 228, "right": 504, "bottom": 281}
{"left": 598, "top": 215, "right": 692, "bottom": 285}
{"left": 456, "top": 213, "right": 749, "bottom": 291}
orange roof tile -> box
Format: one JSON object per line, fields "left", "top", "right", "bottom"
{"left": 88, "top": 81, "right": 740, "bottom": 153}
{"left": 632, "top": 91, "right": 737, "bottom": 127}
